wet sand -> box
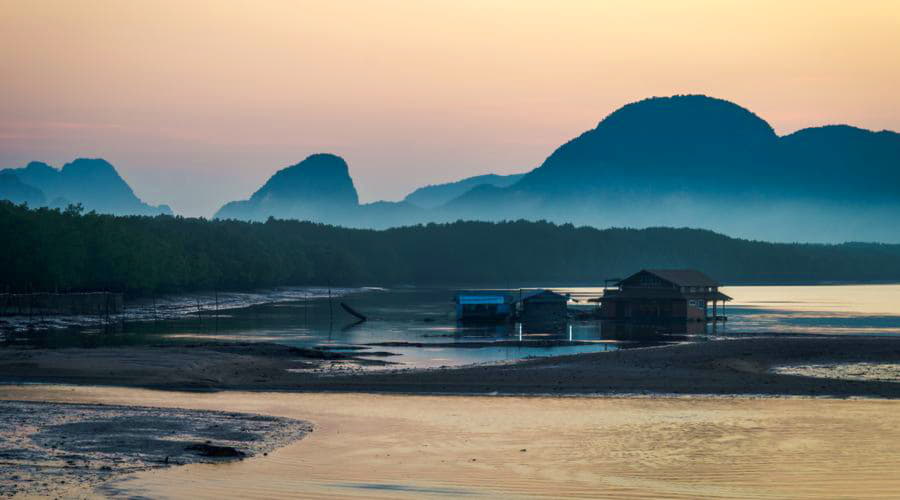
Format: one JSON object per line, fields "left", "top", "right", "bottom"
{"left": 2, "top": 336, "right": 900, "bottom": 397}
{"left": 2, "top": 385, "right": 899, "bottom": 499}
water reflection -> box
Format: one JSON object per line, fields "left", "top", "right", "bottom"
{"left": 5, "top": 285, "right": 900, "bottom": 368}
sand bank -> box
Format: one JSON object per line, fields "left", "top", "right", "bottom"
{"left": 2, "top": 336, "right": 900, "bottom": 397}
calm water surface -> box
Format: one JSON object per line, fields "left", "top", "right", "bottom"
{"left": 10, "top": 285, "right": 900, "bottom": 368}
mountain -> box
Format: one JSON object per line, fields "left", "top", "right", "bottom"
{"left": 778, "top": 125, "right": 900, "bottom": 200}
{"left": 440, "top": 95, "right": 900, "bottom": 242}
{"left": 215, "top": 154, "right": 360, "bottom": 222}
{"left": 403, "top": 172, "right": 525, "bottom": 209}
{"left": 0, "top": 171, "right": 46, "bottom": 206}
{"left": 212, "top": 94, "right": 900, "bottom": 242}
{"left": 0, "top": 159, "right": 171, "bottom": 215}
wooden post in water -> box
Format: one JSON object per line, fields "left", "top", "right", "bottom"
{"left": 105, "top": 291, "right": 110, "bottom": 333}
{"left": 328, "top": 288, "right": 333, "bottom": 325}
{"left": 214, "top": 288, "right": 219, "bottom": 334}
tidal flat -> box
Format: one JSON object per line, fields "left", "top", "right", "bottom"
{"left": 3, "top": 386, "right": 900, "bottom": 499}
{"left": 2, "top": 336, "right": 900, "bottom": 397}
{"left": 3, "top": 286, "right": 900, "bottom": 497}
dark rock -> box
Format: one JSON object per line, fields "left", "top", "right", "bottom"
{"left": 185, "top": 443, "right": 246, "bottom": 458}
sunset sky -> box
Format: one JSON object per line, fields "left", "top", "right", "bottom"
{"left": 2, "top": 0, "right": 899, "bottom": 216}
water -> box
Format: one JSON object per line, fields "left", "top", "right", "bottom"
{"left": 721, "top": 284, "right": 900, "bottom": 335}
{"left": 5, "top": 285, "right": 900, "bottom": 368}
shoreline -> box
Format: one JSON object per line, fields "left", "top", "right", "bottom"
{"left": 3, "top": 335, "right": 900, "bottom": 497}
{"left": 0, "top": 285, "right": 370, "bottom": 336}
{"left": 2, "top": 335, "right": 899, "bottom": 398}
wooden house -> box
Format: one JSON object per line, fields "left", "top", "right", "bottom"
{"left": 454, "top": 289, "right": 570, "bottom": 324}
{"left": 599, "top": 269, "right": 731, "bottom": 321}
{"left": 520, "top": 289, "right": 569, "bottom": 324}
{"left": 454, "top": 290, "right": 517, "bottom": 323}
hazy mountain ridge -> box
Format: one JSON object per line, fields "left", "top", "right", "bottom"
{"left": 9, "top": 95, "right": 899, "bottom": 242}
{"left": 214, "top": 156, "right": 520, "bottom": 225}
{"left": 0, "top": 159, "right": 171, "bottom": 216}
{"left": 439, "top": 95, "right": 900, "bottom": 242}
{"left": 403, "top": 172, "right": 526, "bottom": 209}
{"left": 0, "top": 171, "right": 46, "bottom": 207}
{"left": 214, "top": 94, "right": 900, "bottom": 241}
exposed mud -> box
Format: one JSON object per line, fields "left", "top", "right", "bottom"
{"left": 0, "top": 400, "right": 312, "bottom": 498}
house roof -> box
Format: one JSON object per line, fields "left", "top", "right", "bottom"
{"left": 641, "top": 269, "right": 721, "bottom": 287}
{"left": 521, "top": 289, "right": 568, "bottom": 302}
{"left": 600, "top": 288, "right": 732, "bottom": 301}
{"left": 454, "top": 290, "right": 516, "bottom": 304}
{"left": 454, "top": 289, "right": 568, "bottom": 304}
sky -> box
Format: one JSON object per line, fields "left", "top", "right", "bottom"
{"left": 2, "top": 0, "right": 899, "bottom": 217}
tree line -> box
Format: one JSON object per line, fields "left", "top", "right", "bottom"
{"left": 2, "top": 200, "right": 900, "bottom": 295}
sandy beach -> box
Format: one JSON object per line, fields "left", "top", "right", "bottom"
{"left": 2, "top": 385, "right": 900, "bottom": 499}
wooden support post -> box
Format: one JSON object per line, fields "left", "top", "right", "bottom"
{"left": 328, "top": 288, "right": 333, "bottom": 325}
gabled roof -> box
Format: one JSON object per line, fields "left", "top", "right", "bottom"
{"left": 641, "top": 269, "right": 721, "bottom": 287}
{"left": 521, "top": 289, "right": 568, "bottom": 302}
{"left": 601, "top": 287, "right": 732, "bottom": 301}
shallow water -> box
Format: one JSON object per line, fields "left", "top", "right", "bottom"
{"left": 6, "top": 285, "right": 900, "bottom": 368}
{"left": 3, "top": 385, "right": 899, "bottom": 499}
{"left": 721, "top": 284, "right": 900, "bottom": 335}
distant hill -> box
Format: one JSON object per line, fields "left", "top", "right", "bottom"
{"left": 0, "top": 159, "right": 171, "bottom": 216}
{"left": 215, "top": 153, "right": 360, "bottom": 223}
{"left": 215, "top": 153, "right": 433, "bottom": 228}
{"left": 778, "top": 125, "right": 900, "bottom": 200}
{"left": 440, "top": 95, "right": 900, "bottom": 242}
{"left": 403, "top": 172, "right": 525, "bottom": 209}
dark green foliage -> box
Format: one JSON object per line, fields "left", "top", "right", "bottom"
{"left": 2, "top": 201, "right": 900, "bottom": 295}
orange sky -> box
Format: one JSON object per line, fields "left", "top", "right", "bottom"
{"left": 2, "top": 0, "right": 899, "bottom": 216}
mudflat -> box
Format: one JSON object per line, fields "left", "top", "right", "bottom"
{"left": 0, "top": 399, "right": 311, "bottom": 498}
{"left": 2, "top": 336, "right": 900, "bottom": 397}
